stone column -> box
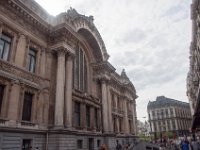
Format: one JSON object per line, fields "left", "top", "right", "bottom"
{"left": 175, "top": 119, "right": 178, "bottom": 130}
{"left": 165, "top": 120, "right": 168, "bottom": 131}
{"left": 151, "top": 122, "right": 154, "bottom": 132}
{"left": 173, "top": 107, "right": 176, "bottom": 117}
{"left": 123, "top": 99, "right": 129, "bottom": 134}
{"left": 107, "top": 86, "right": 113, "bottom": 132}
{"left": 132, "top": 101, "right": 137, "bottom": 135}
{"left": 65, "top": 54, "right": 73, "bottom": 129}
{"left": 54, "top": 49, "right": 66, "bottom": 127}
{"left": 7, "top": 81, "right": 20, "bottom": 126}
{"left": 101, "top": 79, "right": 109, "bottom": 133}
{"left": 116, "top": 117, "right": 119, "bottom": 133}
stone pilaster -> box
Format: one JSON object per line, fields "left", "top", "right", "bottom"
{"left": 40, "top": 49, "right": 46, "bottom": 78}
{"left": 43, "top": 89, "right": 49, "bottom": 125}
{"left": 54, "top": 49, "right": 66, "bottom": 127}
{"left": 7, "top": 80, "right": 20, "bottom": 126}
{"left": 65, "top": 54, "right": 74, "bottom": 129}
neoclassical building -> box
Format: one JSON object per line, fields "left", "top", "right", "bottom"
{"left": 187, "top": 0, "right": 200, "bottom": 130}
{"left": 0, "top": 0, "right": 138, "bottom": 149}
{"left": 148, "top": 96, "right": 192, "bottom": 139}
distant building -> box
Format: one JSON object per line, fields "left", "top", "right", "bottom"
{"left": 137, "top": 120, "right": 150, "bottom": 136}
{"left": 147, "top": 96, "right": 192, "bottom": 139}
{"left": 0, "top": 0, "right": 138, "bottom": 149}
{"left": 187, "top": 0, "right": 200, "bottom": 130}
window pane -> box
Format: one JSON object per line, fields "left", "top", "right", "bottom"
{"left": 86, "top": 106, "right": 90, "bottom": 128}
{"left": 80, "top": 49, "right": 84, "bottom": 91}
{"left": 74, "top": 102, "right": 80, "bottom": 126}
{"left": 27, "top": 49, "right": 36, "bottom": 73}
{"left": 30, "top": 56, "right": 35, "bottom": 72}
{"left": 3, "top": 43, "right": 10, "bottom": 60}
{"left": 0, "top": 40, "right": 4, "bottom": 58}
{"left": 1, "top": 34, "right": 11, "bottom": 43}
{"left": 22, "top": 93, "right": 33, "bottom": 121}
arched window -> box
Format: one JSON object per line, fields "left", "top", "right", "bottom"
{"left": 73, "top": 47, "right": 88, "bottom": 92}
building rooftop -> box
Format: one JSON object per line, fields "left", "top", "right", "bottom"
{"left": 147, "top": 96, "right": 189, "bottom": 110}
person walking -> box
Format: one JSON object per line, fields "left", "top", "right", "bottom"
{"left": 180, "top": 139, "right": 189, "bottom": 150}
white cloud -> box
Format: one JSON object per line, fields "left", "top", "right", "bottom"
{"left": 35, "top": 0, "right": 191, "bottom": 122}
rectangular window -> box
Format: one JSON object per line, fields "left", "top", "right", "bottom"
{"left": 0, "top": 85, "right": 4, "bottom": 114}
{"left": 172, "top": 120, "right": 176, "bottom": 130}
{"left": 94, "top": 108, "right": 98, "bottom": 128}
{"left": 22, "top": 139, "right": 32, "bottom": 150}
{"left": 165, "top": 109, "right": 169, "bottom": 118}
{"left": 152, "top": 111, "right": 155, "bottom": 119}
{"left": 27, "top": 48, "right": 36, "bottom": 73}
{"left": 86, "top": 105, "right": 90, "bottom": 128}
{"left": 129, "top": 120, "right": 132, "bottom": 132}
{"left": 170, "top": 108, "right": 173, "bottom": 116}
{"left": 77, "top": 140, "right": 83, "bottom": 149}
{"left": 0, "top": 33, "right": 11, "bottom": 61}
{"left": 161, "top": 109, "right": 164, "bottom": 119}
{"left": 97, "top": 140, "right": 101, "bottom": 148}
{"left": 22, "top": 92, "right": 33, "bottom": 121}
{"left": 74, "top": 102, "right": 81, "bottom": 127}
{"left": 157, "top": 110, "right": 160, "bottom": 119}
{"left": 119, "top": 118, "right": 122, "bottom": 132}
{"left": 113, "top": 117, "right": 116, "bottom": 132}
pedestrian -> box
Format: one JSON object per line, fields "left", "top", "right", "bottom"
{"left": 180, "top": 139, "right": 189, "bottom": 150}
{"left": 116, "top": 140, "right": 122, "bottom": 150}
{"left": 100, "top": 144, "right": 107, "bottom": 150}
{"left": 191, "top": 138, "right": 199, "bottom": 150}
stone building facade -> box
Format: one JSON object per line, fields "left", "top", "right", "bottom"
{"left": 147, "top": 96, "right": 192, "bottom": 139}
{"left": 0, "top": 0, "right": 137, "bottom": 150}
{"left": 187, "top": 0, "right": 200, "bottom": 130}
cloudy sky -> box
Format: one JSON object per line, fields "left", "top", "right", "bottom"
{"left": 35, "top": 0, "right": 191, "bottom": 122}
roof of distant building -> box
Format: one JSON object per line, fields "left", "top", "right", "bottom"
{"left": 147, "top": 96, "right": 189, "bottom": 110}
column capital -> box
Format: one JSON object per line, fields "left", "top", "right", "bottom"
{"left": 57, "top": 48, "right": 68, "bottom": 57}
{"left": 50, "top": 42, "right": 75, "bottom": 56}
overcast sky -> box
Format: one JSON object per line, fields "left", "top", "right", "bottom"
{"left": 35, "top": 0, "right": 191, "bottom": 122}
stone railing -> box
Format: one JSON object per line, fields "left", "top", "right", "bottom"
{"left": 21, "top": 121, "right": 36, "bottom": 127}
{"left": 0, "top": 118, "right": 7, "bottom": 124}
{"left": 0, "top": 59, "right": 44, "bottom": 85}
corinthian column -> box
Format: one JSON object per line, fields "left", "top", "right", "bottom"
{"left": 123, "top": 99, "right": 129, "bottom": 134}
{"left": 131, "top": 101, "right": 137, "bottom": 135}
{"left": 101, "top": 79, "right": 109, "bottom": 133}
{"left": 65, "top": 54, "right": 73, "bottom": 129}
{"left": 54, "top": 49, "right": 66, "bottom": 127}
